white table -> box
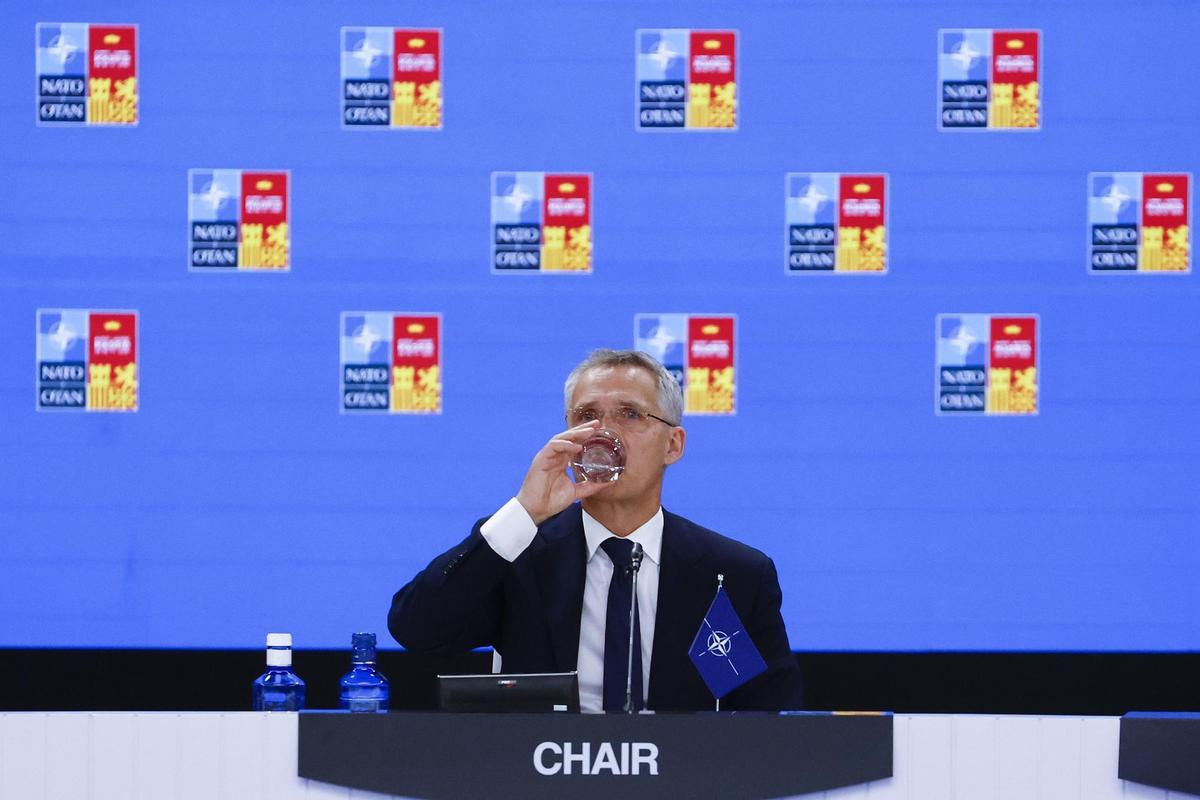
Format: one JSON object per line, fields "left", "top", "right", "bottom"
{"left": 0, "top": 712, "right": 1188, "bottom": 799}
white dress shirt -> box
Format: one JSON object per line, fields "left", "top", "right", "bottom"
{"left": 480, "top": 498, "right": 662, "bottom": 712}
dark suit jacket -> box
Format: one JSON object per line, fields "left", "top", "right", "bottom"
{"left": 388, "top": 504, "right": 803, "bottom": 711}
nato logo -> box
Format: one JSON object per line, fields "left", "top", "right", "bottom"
{"left": 341, "top": 28, "right": 391, "bottom": 126}
{"left": 37, "top": 23, "right": 138, "bottom": 126}
{"left": 636, "top": 30, "right": 688, "bottom": 128}
{"left": 341, "top": 313, "right": 392, "bottom": 411}
{"left": 187, "top": 169, "right": 290, "bottom": 271}
{"left": 341, "top": 311, "right": 442, "bottom": 413}
{"left": 37, "top": 310, "right": 88, "bottom": 408}
{"left": 786, "top": 173, "right": 888, "bottom": 273}
{"left": 37, "top": 308, "right": 139, "bottom": 412}
{"left": 939, "top": 29, "right": 1040, "bottom": 131}
{"left": 188, "top": 169, "right": 241, "bottom": 269}
{"left": 1089, "top": 172, "right": 1191, "bottom": 273}
{"left": 936, "top": 315, "right": 988, "bottom": 412}
{"left": 939, "top": 29, "right": 990, "bottom": 127}
{"left": 636, "top": 29, "right": 738, "bottom": 131}
{"left": 36, "top": 23, "right": 88, "bottom": 124}
{"left": 937, "top": 314, "right": 1038, "bottom": 415}
{"left": 786, "top": 173, "right": 836, "bottom": 273}
{"left": 492, "top": 172, "right": 543, "bottom": 271}
{"left": 341, "top": 27, "right": 443, "bottom": 129}
{"left": 490, "top": 172, "right": 593, "bottom": 273}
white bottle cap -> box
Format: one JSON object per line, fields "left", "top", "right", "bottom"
{"left": 266, "top": 633, "right": 292, "bottom": 648}
{"left": 266, "top": 633, "right": 293, "bottom": 667}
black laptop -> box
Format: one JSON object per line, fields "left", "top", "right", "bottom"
{"left": 436, "top": 671, "right": 580, "bottom": 713}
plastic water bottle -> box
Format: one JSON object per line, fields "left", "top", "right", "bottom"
{"left": 252, "top": 633, "right": 306, "bottom": 711}
{"left": 339, "top": 632, "right": 390, "bottom": 712}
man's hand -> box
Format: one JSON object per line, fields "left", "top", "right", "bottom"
{"left": 516, "top": 421, "right": 612, "bottom": 525}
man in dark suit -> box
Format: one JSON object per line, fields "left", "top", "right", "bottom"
{"left": 389, "top": 349, "right": 802, "bottom": 712}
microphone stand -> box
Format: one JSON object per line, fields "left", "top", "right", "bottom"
{"left": 623, "top": 542, "right": 644, "bottom": 714}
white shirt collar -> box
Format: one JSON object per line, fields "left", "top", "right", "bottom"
{"left": 581, "top": 506, "right": 663, "bottom": 566}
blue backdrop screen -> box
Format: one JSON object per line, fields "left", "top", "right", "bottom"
{"left": 1, "top": 1, "right": 1197, "bottom": 650}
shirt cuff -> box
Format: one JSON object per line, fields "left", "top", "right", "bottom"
{"left": 480, "top": 497, "right": 538, "bottom": 562}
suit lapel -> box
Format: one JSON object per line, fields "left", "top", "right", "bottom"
{"left": 533, "top": 505, "right": 588, "bottom": 672}
{"left": 647, "top": 510, "right": 710, "bottom": 707}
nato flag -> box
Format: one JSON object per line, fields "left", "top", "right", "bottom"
{"left": 688, "top": 580, "right": 767, "bottom": 700}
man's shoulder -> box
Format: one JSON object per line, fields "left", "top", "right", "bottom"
{"left": 663, "top": 509, "right": 774, "bottom": 569}
{"left": 533, "top": 503, "right": 585, "bottom": 542}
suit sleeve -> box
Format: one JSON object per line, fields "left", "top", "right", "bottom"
{"left": 728, "top": 556, "right": 804, "bottom": 711}
{"left": 387, "top": 518, "right": 512, "bottom": 656}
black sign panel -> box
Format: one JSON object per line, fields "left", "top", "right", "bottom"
{"left": 1119, "top": 713, "right": 1200, "bottom": 795}
{"left": 299, "top": 711, "right": 892, "bottom": 799}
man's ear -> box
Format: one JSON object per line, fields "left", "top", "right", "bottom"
{"left": 664, "top": 425, "right": 686, "bottom": 466}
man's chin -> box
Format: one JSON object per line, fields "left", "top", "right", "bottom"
{"left": 584, "top": 479, "right": 644, "bottom": 504}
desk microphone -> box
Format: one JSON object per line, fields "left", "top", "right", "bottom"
{"left": 624, "top": 542, "right": 644, "bottom": 714}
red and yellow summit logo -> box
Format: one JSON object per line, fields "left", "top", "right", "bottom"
{"left": 491, "top": 172, "right": 593, "bottom": 272}
{"left": 939, "top": 29, "right": 1040, "bottom": 130}
{"left": 37, "top": 23, "right": 137, "bottom": 126}
{"left": 188, "top": 170, "right": 291, "bottom": 270}
{"left": 637, "top": 29, "right": 737, "bottom": 130}
{"left": 1089, "top": 173, "right": 1191, "bottom": 272}
{"left": 37, "top": 309, "right": 138, "bottom": 411}
{"left": 937, "top": 314, "right": 1038, "bottom": 415}
{"left": 341, "top": 27, "right": 443, "bottom": 129}
{"left": 341, "top": 313, "right": 442, "bottom": 413}
{"left": 786, "top": 173, "right": 888, "bottom": 273}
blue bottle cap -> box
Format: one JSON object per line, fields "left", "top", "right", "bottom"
{"left": 351, "top": 632, "right": 377, "bottom": 662}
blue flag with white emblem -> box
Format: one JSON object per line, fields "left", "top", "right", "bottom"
{"left": 687, "top": 580, "right": 767, "bottom": 700}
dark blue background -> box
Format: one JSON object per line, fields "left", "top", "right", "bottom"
{"left": 0, "top": 1, "right": 1196, "bottom": 650}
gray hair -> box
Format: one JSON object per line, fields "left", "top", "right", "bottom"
{"left": 564, "top": 349, "right": 684, "bottom": 425}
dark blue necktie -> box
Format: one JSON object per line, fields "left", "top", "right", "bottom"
{"left": 600, "top": 537, "right": 643, "bottom": 712}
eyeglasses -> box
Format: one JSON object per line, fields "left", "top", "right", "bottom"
{"left": 568, "top": 404, "right": 677, "bottom": 431}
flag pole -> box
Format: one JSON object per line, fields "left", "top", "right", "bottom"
{"left": 715, "top": 574, "right": 724, "bottom": 712}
